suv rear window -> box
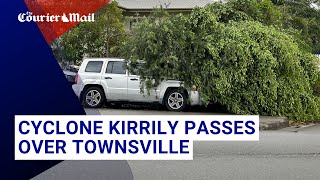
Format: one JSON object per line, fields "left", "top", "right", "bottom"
{"left": 106, "top": 61, "right": 126, "bottom": 74}
{"left": 85, "top": 61, "right": 103, "bottom": 73}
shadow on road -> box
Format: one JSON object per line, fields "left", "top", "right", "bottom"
{"left": 103, "top": 102, "right": 231, "bottom": 114}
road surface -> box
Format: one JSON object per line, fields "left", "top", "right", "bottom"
{"left": 32, "top": 107, "right": 320, "bottom": 180}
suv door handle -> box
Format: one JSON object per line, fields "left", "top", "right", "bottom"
{"left": 105, "top": 77, "right": 112, "bottom": 79}
{"left": 130, "top": 78, "right": 139, "bottom": 81}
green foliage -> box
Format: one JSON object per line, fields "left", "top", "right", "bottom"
{"left": 315, "top": 64, "right": 320, "bottom": 95}
{"left": 282, "top": 1, "right": 320, "bottom": 54}
{"left": 52, "top": 1, "right": 125, "bottom": 64}
{"left": 229, "top": 0, "right": 283, "bottom": 26}
{"left": 214, "top": 0, "right": 320, "bottom": 54}
{"left": 315, "top": 79, "right": 320, "bottom": 96}
{"left": 121, "top": 5, "right": 320, "bottom": 121}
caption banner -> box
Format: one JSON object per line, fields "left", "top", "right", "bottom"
{"left": 15, "top": 115, "right": 259, "bottom": 160}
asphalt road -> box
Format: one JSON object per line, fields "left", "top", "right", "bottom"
{"left": 128, "top": 130, "right": 320, "bottom": 180}
{"left": 32, "top": 107, "right": 320, "bottom": 180}
{"left": 84, "top": 102, "right": 234, "bottom": 115}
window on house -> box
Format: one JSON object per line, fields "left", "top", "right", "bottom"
{"left": 129, "top": 16, "right": 144, "bottom": 30}
{"left": 130, "top": 18, "right": 138, "bottom": 30}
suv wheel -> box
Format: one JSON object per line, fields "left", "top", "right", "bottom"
{"left": 83, "top": 87, "right": 105, "bottom": 108}
{"left": 164, "top": 89, "right": 187, "bottom": 112}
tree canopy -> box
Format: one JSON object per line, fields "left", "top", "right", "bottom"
{"left": 52, "top": 1, "right": 125, "bottom": 64}
{"left": 121, "top": 3, "right": 320, "bottom": 121}
{"left": 226, "top": 0, "right": 320, "bottom": 53}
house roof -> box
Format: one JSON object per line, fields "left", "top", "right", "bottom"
{"left": 117, "top": 0, "right": 219, "bottom": 10}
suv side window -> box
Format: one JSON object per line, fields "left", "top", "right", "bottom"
{"left": 85, "top": 61, "right": 103, "bottom": 73}
{"left": 106, "top": 61, "right": 126, "bottom": 74}
{"left": 129, "top": 62, "right": 143, "bottom": 75}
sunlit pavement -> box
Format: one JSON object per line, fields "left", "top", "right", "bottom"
{"left": 88, "top": 107, "right": 320, "bottom": 180}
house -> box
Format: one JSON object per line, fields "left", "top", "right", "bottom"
{"left": 117, "top": 0, "right": 219, "bottom": 30}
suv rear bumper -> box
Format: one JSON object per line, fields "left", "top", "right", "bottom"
{"left": 72, "top": 84, "right": 82, "bottom": 98}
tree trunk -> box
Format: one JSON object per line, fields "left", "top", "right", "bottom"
{"left": 106, "top": 40, "right": 109, "bottom": 57}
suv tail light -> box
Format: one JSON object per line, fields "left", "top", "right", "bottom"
{"left": 75, "top": 73, "right": 79, "bottom": 84}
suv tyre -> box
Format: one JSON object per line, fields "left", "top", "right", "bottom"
{"left": 83, "top": 87, "right": 105, "bottom": 108}
{"left": 164, "top": 89, "right": 187, "bottom": 112}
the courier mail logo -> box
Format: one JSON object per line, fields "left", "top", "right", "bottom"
{"left": 18, "top": 11, "right": 95, "bottom": 23}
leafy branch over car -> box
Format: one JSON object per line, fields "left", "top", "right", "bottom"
{"left": 120, "top": 4, "right": 320, "bottom": 121}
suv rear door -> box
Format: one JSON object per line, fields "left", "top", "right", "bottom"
{"left": 102, "top": 61, "right": 128, "bottom": 101}
{"left": 81, "top": 60, "right": 104, "bottom": 85}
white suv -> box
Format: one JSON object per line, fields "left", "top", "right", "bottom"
{"left": 72, "top": 58, "right": 201, "bottom": 111}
